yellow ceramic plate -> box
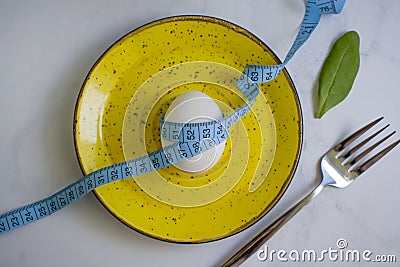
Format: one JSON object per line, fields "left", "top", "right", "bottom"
{"left": 74, "top": 15, "right": 302, "bottom": 243}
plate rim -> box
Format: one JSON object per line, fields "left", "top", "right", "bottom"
{"left": 72, "top": 14, "right": 303, "bottom": 243}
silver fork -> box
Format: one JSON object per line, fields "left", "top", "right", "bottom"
{"left": 221, "top": 117, "right": 400, "bottom": 267}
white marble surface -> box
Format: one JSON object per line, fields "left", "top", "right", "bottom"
{"left": 1, "top": 0, "right": 399, "bottom": 266}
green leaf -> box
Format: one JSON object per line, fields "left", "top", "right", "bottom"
{"left": 316, "top": 31, "right": 360, "bottom": 118}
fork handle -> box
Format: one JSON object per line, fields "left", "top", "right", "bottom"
{"left": 220, "top": 183, "right": 325, "bottom": 267}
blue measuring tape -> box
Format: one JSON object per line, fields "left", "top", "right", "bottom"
{"left": 0, "top": 0, "right": 346, "bottom": 235}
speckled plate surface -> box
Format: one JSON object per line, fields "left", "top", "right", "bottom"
{"left": 73, "top": 15, "right": 302, "bottom": 243}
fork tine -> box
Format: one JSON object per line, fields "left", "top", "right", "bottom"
{"left": 352, "top": 139, "right": 400, "bottom": 176}
{"left": 347, "top": 131, "right": 396, "bottom": 166}
{"left": 339, "top": 124, "right": 390, "bottom": 159}
{"left": 333, "top": 117, "right": 384, "bottom": 152}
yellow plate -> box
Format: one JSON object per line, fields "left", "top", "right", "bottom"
{"left": 73, "top": 15, "right": 302, "bottom": 243}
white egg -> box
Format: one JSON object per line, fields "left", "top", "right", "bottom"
{"left": 162, "top": 91, "right": 226, "bottom": 173}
